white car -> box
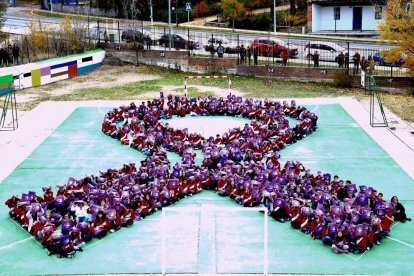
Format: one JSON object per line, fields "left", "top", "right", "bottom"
{"left": 204, "top": 37, "right": 240, "bottom": 54}
{"left": 304, "top": 41, "right": 355, "bottom": 62}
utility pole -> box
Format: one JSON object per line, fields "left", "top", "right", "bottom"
{"left": 176, "top": 0, "right": 178, "bottom": 27}
{"left": 168, "top": 0, "right": 172, "bottom": 49}
{"left": 150, "top": 0, "right": 154, "bottom": 25}
{"left": 273, "top": 0, "right": 276, "bottom": 33}
{"left": 232, "top": 1, "right": 235, "bottom": 31}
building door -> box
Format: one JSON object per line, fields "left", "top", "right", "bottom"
{"left": 353, "top": 7, "right": 362, "bottom": 30}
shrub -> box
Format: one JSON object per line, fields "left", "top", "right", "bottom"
{"left": 126, "top": 42, "right": 143, "bottom": 51}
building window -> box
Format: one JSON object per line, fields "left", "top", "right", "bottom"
{"left": 334, "top": 7, "right": 340, "bottom": 20}
{"left": 375, "top": 6, "right": 382, "bottom": 19}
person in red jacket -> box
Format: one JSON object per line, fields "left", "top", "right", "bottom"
{"left": 5, "top": 195, "right": 21, "bottom": 219}
{"left": 70, "top": 228, "right": 85, "bottom": 252}
{"left": 216, "top": 175, "right": 228, "bottom": 195}
{"left": 377, "top": 211, "right": 394, "bottom": 245}
{"left": 332, "top": 231, "right": 349, "bottom": 254}
{"left": 289, "top": 206, "right": 302, "bottom": 229}
{"left": 90, "top": 211, "right": 109, "bottom": 239}
{"left": 43, "top": 186, "right": 54, "bottom": 203}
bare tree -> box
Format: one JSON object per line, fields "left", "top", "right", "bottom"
{"left": 122, "top": 0, "right": 142, "bottom": 65}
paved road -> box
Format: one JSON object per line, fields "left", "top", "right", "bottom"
{"left": 3, "top": 7, "right": 389, "bottom": 49}
{"left": 3, "top": 6, "right": 399, "bottom": 71}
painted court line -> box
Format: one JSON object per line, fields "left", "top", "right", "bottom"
{"left": 310, "top": 105, "right": 319, "bottom": 113}
{"left": 8, "top": 218, "right": 61, "bottom": 261}
{"left": 0, "top": 237, "right": 32, "bottom": 250}
{"left": 355, "top": 249, "right": 369, "bottom": 261}
{"left": 391, "top": 222, "right": 400, "bottom": 229}
{"left": 289, "top": 224, "right": 359, "bottom": 261}
{"left": 387, "top": 237, "right": 414, "bottom": 249}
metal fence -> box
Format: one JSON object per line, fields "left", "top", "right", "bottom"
{"left": 98, "top": 21, "right": 406, "bottom": 77}
{"left": 0, "top": 16, "right": 406, "bottom": 78}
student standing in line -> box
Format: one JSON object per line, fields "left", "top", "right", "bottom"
{"left": 253, "top": 47, "right": 259, "bottom": 65}
{"left": 247, "top": 46, "right": 252, "bottom": 65}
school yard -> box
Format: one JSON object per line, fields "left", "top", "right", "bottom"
{"left": 0, "top": 64, "right": 414, "bottom": 275}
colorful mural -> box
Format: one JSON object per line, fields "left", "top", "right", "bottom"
{"left": 0, "top": 49, "right": 105, "bottom": 94}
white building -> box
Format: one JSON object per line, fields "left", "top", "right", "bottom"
{"left": 307, "top": 0, "right": 387, "bottom": 33}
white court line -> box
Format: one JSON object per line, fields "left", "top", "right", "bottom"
{"left": 280, "top": 155, "right": 391, "bottom": 159}
{"left": 288, "top": 224, "right": 359, "bottom": 261}
{"left": 391, "top": 222, "right": 400, "bottom": 229}
{"left": 355, "top": 249, "right": 369, "bottom": 261}
{"left": 83, "top": 235, "right": 109, "bottom": 250}
{"left": 355, "top": 222, "right": 401, "bottom": 262}
{"left": 387, "top": 237, "right": 414, "bottom": 249}
{"left": 8, "top": 218, "right": 61, "bottom": 261}
{"left": 310, "top": 104, "right": 319, "bottom": 113}
{"left": 0, "top": 237, "right": 32, "bottom": 250}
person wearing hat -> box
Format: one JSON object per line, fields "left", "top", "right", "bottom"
{"left": 378, "top": 208, "right": 394, "bottom": 244}
{"left": 56, "top": 184, "right": 66, "bottom": 197}
{"left": 5, "top": 195, "right": 21, "bottom": 219}
{"left": 43, "top": 186, "right": 54, "bottom": 203}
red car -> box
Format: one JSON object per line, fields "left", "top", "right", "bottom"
{"left": 251, "top": 37, "right": 298, "bottom": 57}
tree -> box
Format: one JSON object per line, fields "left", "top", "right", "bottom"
{"left": 0, "top": 1, "right": 7, "bottom": 32}
{"left": 378, "top": 0, "right": 414, "bottom": 76}
{"left": 219, "top": 0, "right": 246, "bottom": 31}
{"left": 193, "top": 1, "right": 208, "bottom": 18}
{"left": 122, "top": 0, "right": 143, "bottom": 65}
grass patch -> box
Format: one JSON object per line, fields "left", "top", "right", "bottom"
{"left": 13, "top": 64, "right": 414, "bottom": 121}
{"left": 32, "top": 10, "right": 116, "bottom": 23}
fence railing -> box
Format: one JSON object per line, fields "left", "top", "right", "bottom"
{"left": 98, "top": 22, "right": 406, "bottom": 77}
{"left": 0, "top": 17, "right": 407, "bottom": 77}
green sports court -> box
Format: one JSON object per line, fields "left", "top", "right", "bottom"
{"left": 0, "top": 103, "right": 413, "bottom": 275}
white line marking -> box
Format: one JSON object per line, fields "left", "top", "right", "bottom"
{"left": 83, "top": 234, "right": 110, "bottom": 250}
{"left": 355, "top": 249, "right": 369, "bottom": 261}
{"left": 289, "top": 224, "right": 360, "bottom": 261}
{"left": 310, "top": 105, "right": 319, "bottom": 113}
{"left": 8, "top": 218, "right": 61, "bottom": 261}
{"left": 387, "top": 237, "right": 414, "bottom": 249}
{"left": 0, "top": 237, "right": 32, "bottom": 250}
{"left": 391, "top": 222, "right": 400, "bottom": 229}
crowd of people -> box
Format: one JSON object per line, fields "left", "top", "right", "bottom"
{"left": 0, "top": 44, "right": 20, "bottom": 67}
{"left": 5, "top": 95, "right": 410, "bottom": 258}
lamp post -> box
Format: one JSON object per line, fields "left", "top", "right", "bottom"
{"left": 175, "top": 0, "right": 178, "bottom": 27}
{"left": 150, "top": 0, "right": 153, "bottom": 26}
{"left": 168, "top": 0, "right": 172, "bottom": 49}
{"left": 273, "top": 0, "right": 276, "bottom": 33}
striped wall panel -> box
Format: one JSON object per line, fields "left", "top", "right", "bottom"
{"left": 1, "top": 49, "right": 105, "bottom": 93}
{"left": 0, "top": 74, "right": 14, "bottom": 95}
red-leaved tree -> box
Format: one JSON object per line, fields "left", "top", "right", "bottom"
{"left": 193, "top": 0, "right": 208, "bottom": 18}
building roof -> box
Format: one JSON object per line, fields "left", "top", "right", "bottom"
{"left": 311, "top": 0, "right": 386, "bottom": 6}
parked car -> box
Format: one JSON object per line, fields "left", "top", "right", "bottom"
{"left": 121, "top": 30, "right": 151, "bottom": 44}
{"left": 158, "top": 34, "right": 200, "bottom": 50}
{"left": 304, "top": 42, "right": 355, "bottom": 62}
{"left": 250, "top": 37, "right": 298, "bottom": 57}
{"left": 203, "top": 37, "right": 240, "bottom": 54}
{"left": 373, "top": 52, "right": 404, "bottom": 67}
